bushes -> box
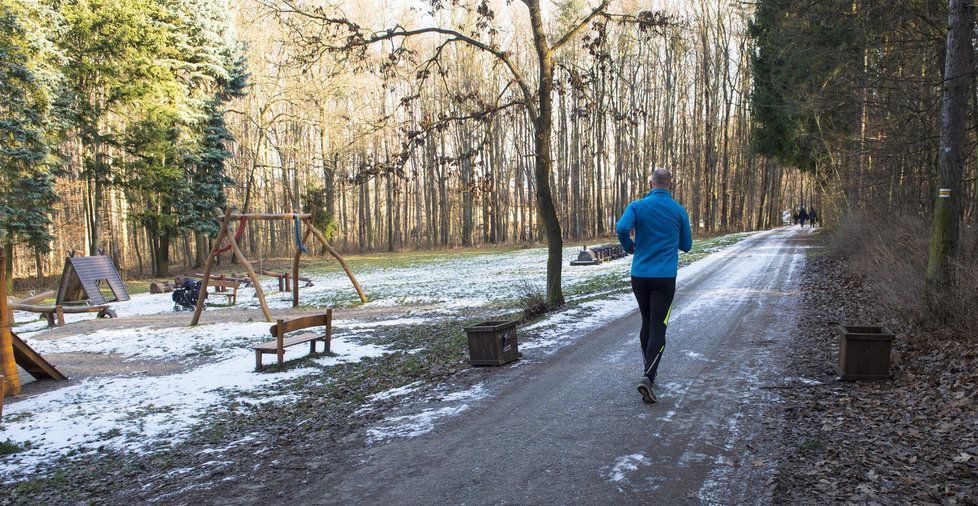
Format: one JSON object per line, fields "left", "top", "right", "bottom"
{"left": 828, "top": 211, "right": 978, "bottom": 339}
{"left": 515, "top": 280, "right": 549, "bottom": 320}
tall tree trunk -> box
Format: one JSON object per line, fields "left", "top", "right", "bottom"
{"left": 926, "top": 0, "right": 974, "bottom": 296}
{"left": 528, "top": 0, "right": 564, "bottom": 307}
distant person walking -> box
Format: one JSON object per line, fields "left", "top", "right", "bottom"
{"left": 616, "top": 168, "right": 693, "bottom": 404}
{"left": 797, "top": 207, "right": 809, "bottom": 227}
{"left": 808, "top": 207, "right": 818, "bottom": 228}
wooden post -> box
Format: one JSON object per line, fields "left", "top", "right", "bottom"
{"left": 292, "top": 210, "right": 314, "bottom": 308}
{"left": 276, "top": 319, "right": 285, "bottom": 367}
{"left": 191, "top": 208, "right": 232, "bottom": 326}
{"left": 0, "top": 245, "right": 20, "bottom": 396}
{"left": 325, "top": 308, "right": 333, "bottom": 351}
{"left": 226, "top": 225, "right": 273, "bottom": 323}
{"left": 306, "top": 219, "right": 368, "bottom": 303}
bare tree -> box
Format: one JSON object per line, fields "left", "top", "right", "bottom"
{"left": 267, "top": 0, "right": 668, "bottom": 307}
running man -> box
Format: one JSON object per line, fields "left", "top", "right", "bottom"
{"left": 616, "top": 168, "right": 692, "bottom": 404}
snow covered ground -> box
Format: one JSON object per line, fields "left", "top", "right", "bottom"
{"left": 1, "top": 236, "right": 751, "bottom": 478}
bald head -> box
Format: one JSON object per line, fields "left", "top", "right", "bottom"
{"left": 649, "top": 168, "right": 673, "bottom": 190}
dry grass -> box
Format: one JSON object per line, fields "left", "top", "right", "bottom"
{"left": 829, "top": 211, "right": 978, "bottom": 339}
{"left": 515, "top": 280, "right": 549, "bottom": 320}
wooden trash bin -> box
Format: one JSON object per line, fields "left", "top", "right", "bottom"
{"left": 464, "top": 320, "right": 522, "bottom": 367}
{"left": 837, "top": 325, "right": 895, "bottom": 380}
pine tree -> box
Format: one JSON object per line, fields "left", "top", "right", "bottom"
{"left": 0, "top": 5, "right": 59, "bottom": 277}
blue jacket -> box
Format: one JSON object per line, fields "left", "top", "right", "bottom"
{"left": 616, "top": 189, "right": 693, "bottom": 278}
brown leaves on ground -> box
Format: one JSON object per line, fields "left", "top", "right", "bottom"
{"left": 773, "top": 255, "right": 978, "bottom": 505}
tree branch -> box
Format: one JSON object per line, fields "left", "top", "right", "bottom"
{"left": 357, "top": 26, "right": 538, "bottom": 120}
{"left": 549, "top": 0, "right": 611, "bottom": 55}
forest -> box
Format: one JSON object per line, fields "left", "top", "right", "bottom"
{"left": 1, "top": 0, "right": 824, "bottom": 287}
{"left": 1, "top": 0, "right": 976, "bottom": 298}
{"left": 3, "top": 0, "right": 978, "bottom": 502}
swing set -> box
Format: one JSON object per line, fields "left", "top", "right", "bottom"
{"left": 189, "top": 207, "right": 367, "bottom": 326}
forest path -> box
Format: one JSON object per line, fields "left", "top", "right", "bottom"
{"left": 281, "top": 227, "right": 814, "bottom": 504}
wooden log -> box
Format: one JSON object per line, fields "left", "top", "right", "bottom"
{"left": 192, "top": 208, "right": 232, "bottom": 326}
{"left": 0, "top": 245, "right": 19, "bottom": 396}
{"left": 7, "top": 303, "right": 108, "bottom": 314}
{"left": 8, "top": 290, "right": 55, "bottom": 324}
{"left": 11, "top": 290, "right": 54, "bottom": 305}
{"left": 305, "top": 219, "right": 368, "bottom": 303}
{"left": 191, "top": 273, "right": 249, "bottom": 283}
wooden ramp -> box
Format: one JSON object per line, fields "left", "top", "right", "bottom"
{"left": 57, "top": 255, "right": 130, "bottom": 306}
{"left": 11, "top": 331, "right": 67, "bottom": 381}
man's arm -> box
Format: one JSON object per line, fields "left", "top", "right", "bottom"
{"left": 616, "top": 203, "right": 636, "bottom": 253}
{"left": 679, "top": 208, "right": 693, "bottom": 253}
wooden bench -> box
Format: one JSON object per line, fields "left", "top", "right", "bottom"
{"left": 205, "top": 279, "right": 240, "bottom": 305}
{"left": 254, "top": 311, "right": 332, "bottom": 370}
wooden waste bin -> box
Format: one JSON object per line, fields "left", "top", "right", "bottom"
{"left": 464, "top": 320, "right": 522, "bottom": 367}
{"left": 837, "top": 325, "right": 895, "bottom": 380}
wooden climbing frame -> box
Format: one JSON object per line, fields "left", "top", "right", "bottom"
{"left": 190, "top": 208, "right": 367, "bottom": 326}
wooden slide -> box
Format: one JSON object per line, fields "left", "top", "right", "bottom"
{"left": 11, "top": 331, "right": 67, "bottom": 381}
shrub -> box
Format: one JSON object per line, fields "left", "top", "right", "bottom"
{"left": 829, "top": 212, "right": 978, "bottom": 339}
{"left": 516, "top": 280, "right": 548, "bottom": 320}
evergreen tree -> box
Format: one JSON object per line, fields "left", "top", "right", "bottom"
{"left": 59, "top": 0, "right": 181, "bottom": 255}
{"left": 0, "top": 4, "right": 60, "bottom": 277}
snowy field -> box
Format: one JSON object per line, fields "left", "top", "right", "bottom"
{"left": 1, "top": 235, "right": 751, "bottom": 479}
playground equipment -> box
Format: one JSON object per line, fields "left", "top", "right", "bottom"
{"left": 0, "top": 246, "right": 68, "bottom": 399}
{"left": 258, "top": 270, "right": 313, "bottom": 292}
{"left": 7, "top": 253, "right": 126, "bottom": 326}
{"left": 57, "top": 253, "right": 130, "bottom": 305}
{"left": 11, "top": 331, "right": 66, "bottom": 381}
{"left": 190, "top": 208, "right": 367, "bottom": 326}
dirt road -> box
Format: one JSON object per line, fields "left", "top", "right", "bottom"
{"left": 241, "top": 227, "right": 814, "bottom": 505}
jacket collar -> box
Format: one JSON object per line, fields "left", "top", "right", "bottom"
{"left": 644, "top": 188, "right": 671, "bottom": 198}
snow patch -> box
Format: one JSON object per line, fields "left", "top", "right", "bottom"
{"left": 366, "top": 384, "right": 486, "bottom": 442}
{"left": 0, "top": 333, "right": 395, "bottom": 476}
{"left": 521, "top": 292, "right": 635, "bottom": 352}
{"left": 607, "top": 453, "right": 651, "bottom": 483}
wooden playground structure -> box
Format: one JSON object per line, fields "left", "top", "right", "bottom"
{"left": 190, "top": 208, "right": 367, "bottom": 326}
{"left": 1, "top": 246, "right": 68, "bottom": 400}
{"left": 8, "top": 253, "right": 128, "bottom": 327}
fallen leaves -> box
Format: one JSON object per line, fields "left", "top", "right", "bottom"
{"left": 771, "top": 256, "right": 978, "bottom": 504}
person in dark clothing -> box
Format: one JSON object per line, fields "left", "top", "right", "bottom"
{"left": 808, "top": 207, "right": 818, "bottom": 228}
{"left": 798, "top": 207, "right": 809, "bottom": 227}
{"left": 616, "top": 168, "right": 693, "bottom": 404}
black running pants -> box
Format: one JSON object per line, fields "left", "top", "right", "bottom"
{"left": 631, "top": 276, "right": 676, "bottom": 383}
